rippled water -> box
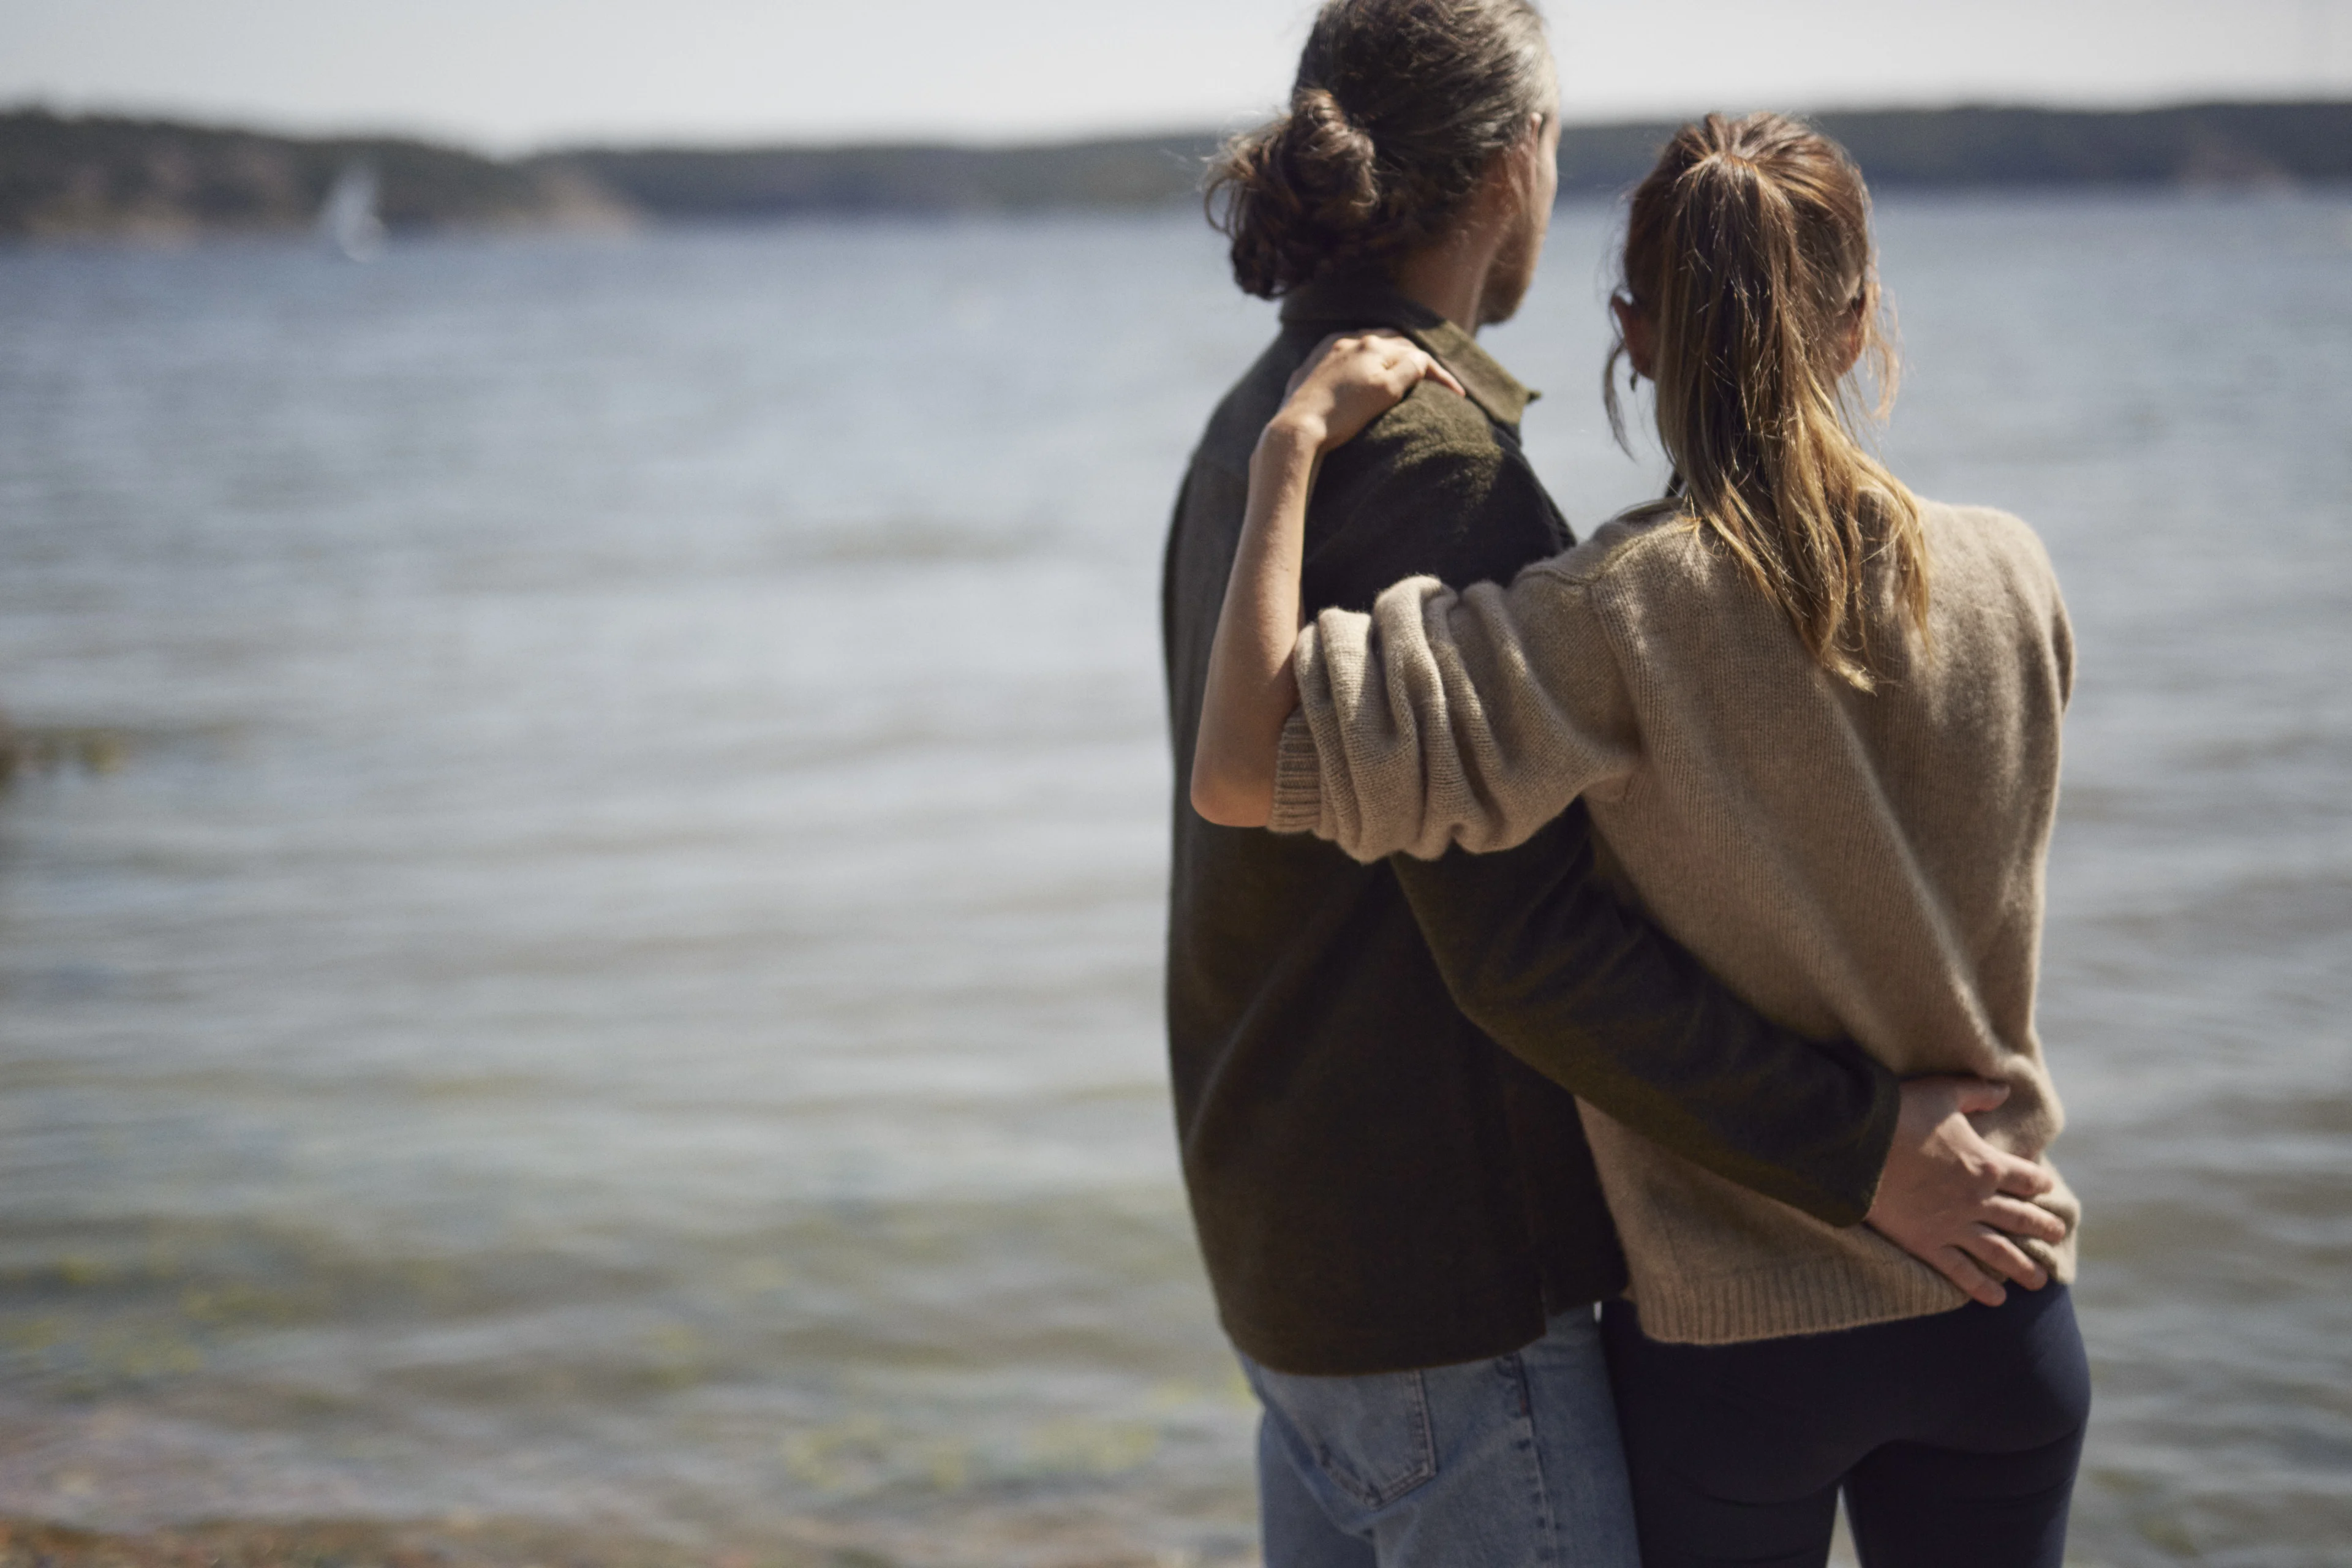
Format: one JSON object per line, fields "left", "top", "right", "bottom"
{"left": 0, "top": 194, "right": 2346, "bottom": 1567}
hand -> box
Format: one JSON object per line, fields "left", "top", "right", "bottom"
{"left": 1268, "top": 331, "right": 1466, "bottom": 454}
{"left": 1866, "top": 1077, "right": 2067, "bottom": 1307}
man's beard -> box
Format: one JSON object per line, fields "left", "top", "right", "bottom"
{"left": 1478, "top": 209, "right": 1544, "bottom": 328}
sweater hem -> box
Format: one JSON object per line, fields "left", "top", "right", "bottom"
{"left": 1219, "top": 1298, "right": 1553, "bottom": 1378}
{"left": 1268, "top": 710, "right": 1325, "bottom": 835}
{"left": 1624, "top": 1258, "right": 1972, "bottom": 1346}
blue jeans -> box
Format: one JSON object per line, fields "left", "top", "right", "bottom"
{"left": 1243, "top": 1308, "right": 1639, "bottom": 1568}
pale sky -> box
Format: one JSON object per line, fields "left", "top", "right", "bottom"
{"left": 2, "top": 0, "right": 2348, "bottom": 151}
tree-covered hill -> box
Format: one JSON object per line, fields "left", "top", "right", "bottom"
{"left": 0, "top": 110, "right": 624, "bottom": 239}
{"left": 4, "top": 99, "right": 2346, "bottom": 241}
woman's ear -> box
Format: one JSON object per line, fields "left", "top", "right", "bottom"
{"left": 1834, "top": 293, "right": 1868, "bottom": 378}
{"left": 1611, "top": 295, "right": 1656, "bottom": 381}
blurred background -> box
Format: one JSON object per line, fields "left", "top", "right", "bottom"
{"left": 0, "top": 3, "right": 2347, "bottom": 1566}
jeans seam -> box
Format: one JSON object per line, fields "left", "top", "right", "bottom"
{"left": 1501, "top": 1352, "right": 1558, "bottom": 1566}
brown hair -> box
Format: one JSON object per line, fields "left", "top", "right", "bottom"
{"left": 1207, "top": 0, "right": 1554, "bottom": 299}
{"left": 1606, "top": 112, "right": 1926, "bottom": 690}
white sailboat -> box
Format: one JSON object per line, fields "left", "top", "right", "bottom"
{"left": 317, "top": 162, "right": 386, "bottom": 261}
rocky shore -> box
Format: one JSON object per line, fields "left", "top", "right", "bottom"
{"left": 0, "top": 1518, "right": 840, "bottom": 1568}
{"left": 0, "top": 1515, "right": 1239, "bottom": 1568}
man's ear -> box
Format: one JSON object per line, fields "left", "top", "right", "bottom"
{"left": 1474, "top": 113, "right": 1547, "bottom": 206}
{"left": 1512, "top": 110, "right": 1549, "bottom": 178}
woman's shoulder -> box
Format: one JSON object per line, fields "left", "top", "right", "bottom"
{"left": 1913, "top": 497, "right": 2062, "bottom": 595}
{"left": 1526, "top": 499, "right": 1719, "bottom": 592}
{"left": 1916, "top": 494, "right": 2035, "bottom": 538}
{"left": 1518, "top": 492, "right": 2061, "bottom": 594}
{"left": 1518, "top": 493, "right": 2066, "bottom": 640}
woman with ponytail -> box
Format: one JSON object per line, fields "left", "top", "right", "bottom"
{"left": 1194, "top": 112, "right": 2091, "bottom": 1566}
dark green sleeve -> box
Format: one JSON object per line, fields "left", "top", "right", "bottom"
{"left": 1318, "top": 397, "right": 1900, "bottom": 1226}
{"left": 1303, "top": 385, "right": 1569, "bottom": 608}
{"left": 1392, "top": 820, "right": 1898, "bottom": 1226}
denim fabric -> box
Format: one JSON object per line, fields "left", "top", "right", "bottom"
{"left": 1245, "top": 1308, "right": 1638, "bottom": 1568}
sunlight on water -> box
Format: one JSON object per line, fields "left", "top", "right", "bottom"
{"left": 1, "top": 193, "right": 2348, "bottom": 1566}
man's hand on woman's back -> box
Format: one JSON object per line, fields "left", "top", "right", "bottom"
{"left": 1868, "top": 1077, "right": 2067, "bottom": 1306}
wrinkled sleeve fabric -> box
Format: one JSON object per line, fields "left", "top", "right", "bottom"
{"left": 1294, "top": 401, "right": 1896, "bottom": 1228}
{"left": 1272, "top": 563, "right": 1637, "bottom": 863}
{"left": 1392, "top": 817, "right": 1898, "bottom": 1227}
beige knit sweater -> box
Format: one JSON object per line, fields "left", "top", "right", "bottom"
{"left": 1272, "top": 497, "right": 2079, "bottom": 1344}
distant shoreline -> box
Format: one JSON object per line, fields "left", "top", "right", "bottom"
{"left": 3, "top": 99, "right": 2348, "bottom": 243}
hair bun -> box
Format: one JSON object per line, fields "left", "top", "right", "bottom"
{"left": 1275, "top": 88, "right": 1383, "bottom": 233}
{"left": 1204, "top": 0, "right": 1552, "bottom": 299}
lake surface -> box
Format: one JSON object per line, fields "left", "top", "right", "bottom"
{"left": 0, "top": 193, "right": 2346, "bottom": 1568}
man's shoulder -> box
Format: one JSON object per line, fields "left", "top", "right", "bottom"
{"left": 1189, "top": 333, "right": 1308, "bottom": 485}
{"left": 1344, "top": 379, "right": 1512, "bottom": 472}
{"left": 1314, "top": 381, "right": 1526, "bottom": 531}
{"left": 1175, "top": 321, "right": 1560, "bottom": 601}
{"left": 1312, "top": 386, "right": 1561, "bottom": 595}
{"left": 1193, "top": 325, "right": 1514, "bottom": 486}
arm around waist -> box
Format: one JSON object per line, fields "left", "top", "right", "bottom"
{"left": 1393, "top": 810, "right": 1901, "bottom": 1227}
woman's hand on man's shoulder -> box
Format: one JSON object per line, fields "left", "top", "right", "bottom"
{"left": 1267, "top": 331, "right": 1467, "bottom": 456}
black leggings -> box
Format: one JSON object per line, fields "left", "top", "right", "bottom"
{"left": 1600, "top": 1284, "right": 2090, "bottom": 1568}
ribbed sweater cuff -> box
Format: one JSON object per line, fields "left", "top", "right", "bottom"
{"left": 1268, "top": 710, "right": 1325, "bottom": 835}
{"left": 1630, "top": 1257, "right": 1967, "bottom": 1346}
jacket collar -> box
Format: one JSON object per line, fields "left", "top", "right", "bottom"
{"left": 1279, "top": 271, "right": 1538, "bottom": 429}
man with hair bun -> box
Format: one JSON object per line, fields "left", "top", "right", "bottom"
{"left": 1161, "top": 2, "right": 2057, "bottom": 1564}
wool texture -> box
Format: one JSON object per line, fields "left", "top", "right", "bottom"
{"left": 1272, "top": 498, "right": 2079, "bottom": 1344}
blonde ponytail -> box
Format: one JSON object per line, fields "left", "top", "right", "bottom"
{"left": 1606, "top": 113, "right": 1926, "bottom": 690}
